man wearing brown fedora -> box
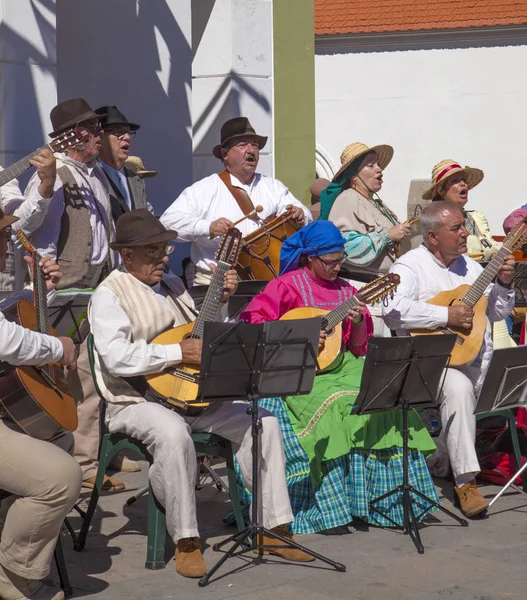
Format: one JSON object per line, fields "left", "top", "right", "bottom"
{"left": 0, "top": 209, "right": 80, "bottom": 600}
{"left": 89, "top": 209, "right": 313, "bottom": 577}
{"left": 161, "top": 117, "right": 312, "bottom": 286}
{"left": 95, "top": 106, "right": 151, "bottom": 222}
{"left": 382, "top": 201, "right": 515, "bottom": 518}
{"left": 23, "top": 98, "right": 127, "bottom": 492}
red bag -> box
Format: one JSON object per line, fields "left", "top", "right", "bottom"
{"left": 478, "top": 451, "right": 525, "bottom": 485}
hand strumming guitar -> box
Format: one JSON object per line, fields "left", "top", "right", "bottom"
{"left": 448, "top": 304, "right": 474, "bottom": 330}
{"left": 58, "top": 337, "right": 77, "bottom": 371}
{"left": 318, "top": 330, "right": 327, "bottom": 352}
{"left": 24, "top": 255, "right": 63, "bottom": 293}
{"left": 180, "top": 338, "right": 203, "bottom": 364}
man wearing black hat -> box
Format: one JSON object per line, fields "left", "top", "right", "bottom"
{"left": 0, "top": 209, "right": 80, "bottom": 600}
{"left": 89, "top": 209, "right": 313, "bottom": 577}
{"left": 23, "top": 98, "right": 127, "bottom": 492}
{"left": 161, "top": 117, "right": 312, "bottom": 286}
{"left": 95, "top": 106, "right": 150, "bottom": 222}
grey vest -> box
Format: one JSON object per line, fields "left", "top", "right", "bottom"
{"left": 55, "top": 165, "right": 111, "bottom": 289}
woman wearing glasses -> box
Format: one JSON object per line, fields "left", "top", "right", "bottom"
{"left": 236, "top": 221, "right": 436, "bottom": 535}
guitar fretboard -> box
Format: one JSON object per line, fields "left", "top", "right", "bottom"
{"left": 323, "top": 295, "right": 360, "bottom": 331}
{"left": 0, "top": 148, "right": 46, "bottom": 187}
{"left": 461, "top": 246, "right": 510, "bottom": 308}
{"left": 33, "top": 250, "right": 51, "bottom": 335}
{"left": 191, "top": 261, "right": 230, "bottom": 339}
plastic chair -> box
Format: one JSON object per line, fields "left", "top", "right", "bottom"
{"left": 0, "top": 490, "right": 73, "bottom": 598}
{"left": 73, "top": 334, "right": 244, "bottom": 569}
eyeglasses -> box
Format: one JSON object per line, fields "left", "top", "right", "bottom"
{"left": 315, "top": 254, "right": 348, "bottom": 269}
{"left": 106, "top": 127, "right": 136, "bottom": 140}
{"left": 137, "top": 244, "right": 176, "bottom": 260}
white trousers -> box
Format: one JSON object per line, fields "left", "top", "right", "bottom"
{"left": 106, "top": 401, "right": 293, "bottom": 542}
{"left": 437, "top": 366, "right": 482, "bottom": 480}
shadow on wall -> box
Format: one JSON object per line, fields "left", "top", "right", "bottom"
{"left": 56, "top": 0, "right": 192, "bottom": 218}
{"left": 1, "top": 0, "right": 57, "bottom": 188}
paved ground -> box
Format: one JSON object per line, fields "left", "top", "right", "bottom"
{"left": 55, "top": 460, "right": 527, "bottom": 600}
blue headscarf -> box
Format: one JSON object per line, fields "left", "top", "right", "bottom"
{"left": 279, "top": 220, "right": 345, "bottom": 275}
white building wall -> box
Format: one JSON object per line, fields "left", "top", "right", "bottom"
{"left": 315, "top": 41, "right": 527, "bottom": 233}
{"left": 192, "top": 0, "right": 274, "bottom": 182}
{"left": 0, "top": 0, "right": 57, "bottom": 175}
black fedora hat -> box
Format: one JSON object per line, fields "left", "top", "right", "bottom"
{"left": 49, "top": 98, "right": 102, "bottom": 137}
{"left": 110, "top": 209, "right": 178, "bottom": 250}
{"left": 95, "top": 105, "right": 140, "bottom": 131}
{"left": 212, "top": 117, "right": 267, "bottom": 160}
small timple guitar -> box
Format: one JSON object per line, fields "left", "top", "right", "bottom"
{"left": 0, "top": 127, "right": 90, "bottom": 188}
{"left": 411, "top": 217, "right": 527, "bottom": 367}
{"left": 280, "top": 273, "right": 400, "bottom": 371}
{"left": 146, "top": 228, "right": 244, "bottom": 410}
{"left": 0, "top": 232, "right": 78, "bottom": 440}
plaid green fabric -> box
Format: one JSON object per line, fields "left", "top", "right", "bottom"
{"left": 227, "top": 397, "right": 439, "bottom": 534}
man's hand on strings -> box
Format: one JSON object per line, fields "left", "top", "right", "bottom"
{"left": 497, "top": 254, "right": 516, "bottom": 286}
{"left": 209, "top": 264, "right": 239, "bottom": 302}
{"left": 24, "top": 255, "right": 63, "bottom": 293}
{"left": 180, "top": 338, "right": 203, "bottom": 365}
{"left": 318, "top": 330, "right": 327, "bottom": 352}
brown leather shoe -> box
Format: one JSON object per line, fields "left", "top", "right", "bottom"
{"left": 255, "top": 525, "right": 315, "bottom": 562}
{"left": 454, "top": 480, "right": 489, "bottom": 518}
{"left": 175, "top": 537, "right": 207, "bottom": 578}
{"left": 82, "top": 475, "right": 125, "bottom": 492}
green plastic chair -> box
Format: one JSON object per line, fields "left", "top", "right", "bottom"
{"left": 73, "top": 334, "right": 244, "bottom": 569}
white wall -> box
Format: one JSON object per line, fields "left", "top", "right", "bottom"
{"left": 315, "top": 42, "right": 527, "bottom": 233}
{"left": 191, "top": 0, "right": 274, "bottom": 182}
{"left": 0, "top": 0, "right": 57, "bottom": 176}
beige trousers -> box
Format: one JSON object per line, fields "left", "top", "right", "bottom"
{"left": 68, "top": 339, "right": 101, "bottom": 480}
{"left": 0, "top": 420, "right": 82, "bottom": 579}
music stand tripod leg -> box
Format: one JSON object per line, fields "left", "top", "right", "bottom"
{"left": 199, "top": 389, "right": 346, "bottom": 587}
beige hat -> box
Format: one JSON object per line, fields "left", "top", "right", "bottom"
{"left": 332, "top": 142, "right": 394, "bottom": 182}
{"left": 124, "top": 156, "right": 158, "bottom": 179}
{"left": 422, "top": 159, "right": 484, "bottom": 200}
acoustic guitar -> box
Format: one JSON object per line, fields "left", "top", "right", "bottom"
{"left": 410, "top": 218, "right": 527, "bottom": 367}
{"left": 0, "top": 232, "right": 78, "bottom": 440}
{"left": 0, "top": 127, "right": 90, "bottom": 188}
{"left": 280, "top": 273, "right": 400, "bottom": 371}
{"left": 146, "top": 228, "right": 243, "bottom": 410}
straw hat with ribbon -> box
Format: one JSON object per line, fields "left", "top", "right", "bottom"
{"left": 0, "top": 209, "right": 19, "bottom": 230}
{"left": 319, "top": 141, "right": 394, "bottom": 220}
{"left": 422, "top": 159, "right": 484, "bottom": 201}
{"left": 332, "top": 142, "right": 394, "bottom": 183}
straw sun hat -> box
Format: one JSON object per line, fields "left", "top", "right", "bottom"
{"left": 125, "top": 156, "right": 158, "bottom": 178}
{"left": 422, "top": 159, "right": 484, "bottom": 200}
{"left": 332, "top": 142, "right": 394, "bottom": 182}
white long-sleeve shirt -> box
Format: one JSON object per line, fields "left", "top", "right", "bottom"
{"left": 24, "top": 154, "right": 112, "bottom": 264}
{"left": 160, "top": 172, "right": 313, "bottom": 271}
{"left": 0, "top": 290, "right": 63, "bottom": 366}
{"left": 382, "top": 244, "right": 515, "bottom": 368}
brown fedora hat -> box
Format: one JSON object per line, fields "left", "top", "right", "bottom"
{"left": 0, "top": 208, "right": 19, "bottom": 230}
{"left": 110, "top": 209, "right": 178, "bottom": 249}
{"left": 49, "top": 98, "right": 102, "bottom": 137}
{"left": 212, "top": 117, "right": 267, "bottom": 159}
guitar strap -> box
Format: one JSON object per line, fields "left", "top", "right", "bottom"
{"left": 218, "top": 170, "right": 258, "bottom": 222}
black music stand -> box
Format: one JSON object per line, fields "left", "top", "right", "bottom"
{"left": 194, "top": 319, "right": 346, "bottom": 586}
{"left": 47, "top": 289, "right": 93, "bottom": 344}
{"left": 474, "top": 346, "right": 527, "bottom": 507}
{"left": 353, "top": 335, "right": 468, "bottom": 554}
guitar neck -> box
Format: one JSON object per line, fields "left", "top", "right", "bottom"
{"left": 33, "top": 249, "right": 51, "bottom": 335}
{"left": 191, "top": 261, "right": 230, "bottom": 338}
{"left": 0, "top": 146, "right": 49, "bottom": 188}
{"left": 461, "top": 245, "right": 510, "bottom": 308}
{"left": 323, "top": 294, "right": 360, "bottom": 331}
